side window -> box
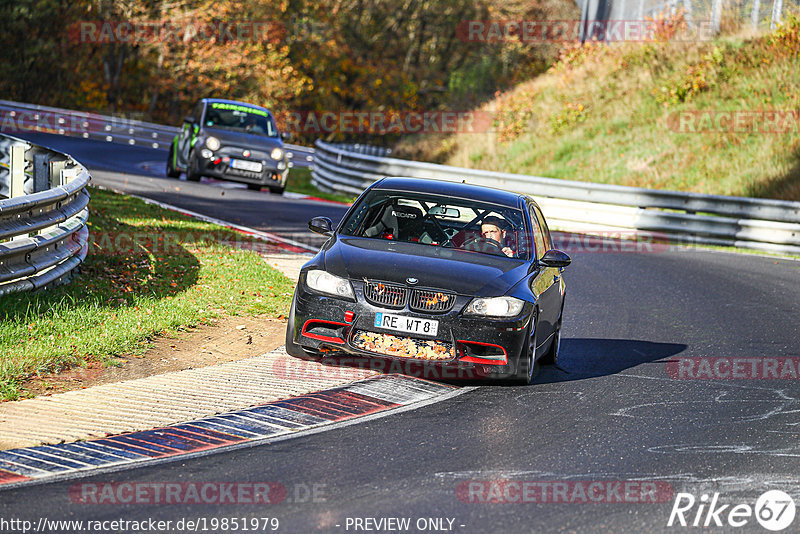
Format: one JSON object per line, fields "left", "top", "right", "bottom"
{"left": 528, "top": 207, "right": 546, "bottom": 260}
{"left": 533, "top": 206, "right": 552, "bottom": 250}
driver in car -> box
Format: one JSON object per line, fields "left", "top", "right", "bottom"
{"left": 243, "top": 115, "right": 262, "bottom": 134}
{"left": 480, "top": 216, "right": 515, "bottom": 258}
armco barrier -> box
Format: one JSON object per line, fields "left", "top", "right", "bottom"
{"left": 0, "top": 100, "right": 314, "bottom": 166}
{"left": 311, "top": 140, "right": 800, "bottom": 256}
{"left": 0, "top": 133, "right": 90, "bottom": 295}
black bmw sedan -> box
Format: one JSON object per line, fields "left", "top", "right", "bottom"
{"left": 166, "top": 98, "right": 290, "bottom": 194}
{"left": 286, "top": 178, "right": 570, "bottom": 384}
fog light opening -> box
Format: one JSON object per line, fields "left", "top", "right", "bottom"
{"left": 301, "top": 319, "right": 349, "bottom": 344}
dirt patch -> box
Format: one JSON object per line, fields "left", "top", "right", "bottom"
{"left": 19, "top": 315, "right": 287, "bottom": 399}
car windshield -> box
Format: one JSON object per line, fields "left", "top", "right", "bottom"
{"left": 203, "top": 103, "right": 278, "bottom": 137}
{"left": 339, "top": 189, "right": 530, "bottom": 260}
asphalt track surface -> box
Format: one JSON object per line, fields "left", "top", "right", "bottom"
{"left": 2, "top": 132, "right": 800, "bottom": 533}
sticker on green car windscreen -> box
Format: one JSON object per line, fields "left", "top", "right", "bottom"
{"left": 210, "top": 102, "right": 269, "bottom": 117}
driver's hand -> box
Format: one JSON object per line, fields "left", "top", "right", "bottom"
{"left": 502, "top": 247, "right": 514, "bottom": 258}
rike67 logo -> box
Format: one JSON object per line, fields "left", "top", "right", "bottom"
{"left": 668, "top": 490, "right": 796, "bottom": 531}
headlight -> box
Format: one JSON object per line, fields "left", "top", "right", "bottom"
{"left": 305, "top": 269, "right": 354, "bottom": 299}
{"left": 270, "top": 147, "right": 284, "bottom": 160}
{"left": 464, "top": 296, "right": 524, "bottom": 317}
{"left": 205, "top": 136, "right": 220, "bottom": 150}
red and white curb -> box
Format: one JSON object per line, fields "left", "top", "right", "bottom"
{"left": 0, "top": 375, "right": 470, "bottom": 490}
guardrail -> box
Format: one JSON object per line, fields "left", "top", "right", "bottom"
{"left": 312, "top": 140, "right": 800, "bottom": 256}
{"left": 0, "top": 100, "right": 315, "bottom": 166}
{"left": 0, "top": 133, "right": 90, "bottom": 295}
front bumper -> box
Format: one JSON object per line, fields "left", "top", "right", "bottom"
{"left": 289, "top": 279, "right": 533, "bottom": 379}
{"left": 192, "top": 147, "right": 288, "bottom": 187}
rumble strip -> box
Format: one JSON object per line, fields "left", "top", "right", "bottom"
{"left": 0, "top": 375, "right": 463, "bottom": 490}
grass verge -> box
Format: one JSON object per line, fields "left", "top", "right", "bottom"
{"left": 0, "top": 187, "right": 295, "bottom": 401}
{"left": 286, "top": 166, "right": 356, "bottom": 204}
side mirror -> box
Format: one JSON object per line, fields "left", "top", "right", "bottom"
{"left": 539, "top": 249, "right": 571, "bottom": 268}
{"left": 183, "top": 115, "right": 194, "bottom": 124}
{"left": 280, "top": 131, "right": 292, "bottom": 141}
{"left": 308, "top": 216, "right": 333, "bottom": 236}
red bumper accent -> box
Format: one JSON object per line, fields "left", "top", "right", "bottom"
{"left": 457, "top": 340, "right": 508, "bottom": 365}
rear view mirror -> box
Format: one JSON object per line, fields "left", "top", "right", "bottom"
{"left": 429, "top": 206, "right": 460, "bottom": 218}
{"left": 280, "top": 131, "right": 292, "bottom": 141}
{"left": 183, "top": 115, "right": 194, "bottom": 124}
{"left": 539, "top": 249, "right": 571, "bottom": 268}
{"left": 308, "top": 216, "right": 333, "bottom": 236}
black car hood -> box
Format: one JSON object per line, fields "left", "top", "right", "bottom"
{"left": 203, "top": 127, "right": 282, "bottom": 150}
{"left": 323, "top": 236, "right": 530, "bottom": 296}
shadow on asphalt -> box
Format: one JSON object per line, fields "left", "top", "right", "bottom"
{"left": 535, "top": 337, "right": 687, "bottom": 384}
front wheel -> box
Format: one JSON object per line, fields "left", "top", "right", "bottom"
{"left": 509, "top": 314, "right": 538, "bottom": 385}
{"left": 269, "top": 186, "right": 285, "bottom": 195}
{"left": 247, "top": 184, "right": 263, "bottom": 191}
{"left": 186, "top": 150, "right": 202, "bottom": 182}
{"left": 166, "top": 145, "right": 181, "bottom": 178}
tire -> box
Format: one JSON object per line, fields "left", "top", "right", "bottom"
{"left": 509, "top": 313, "right": 538, "bottom": 385}
{"left": 186, "top": 149, "right": 202, "bottom": 182}
{"left": 284, "top": 291, "right": 322, "bottom": 360}
{"left": 268, "top": 186, "right": 285, "bottom": 195}
{"left": 166, "top": 145, "right": 181, "bottom": 178}
{"left": 247, "top": 184, "right": 263, "bottom": 191}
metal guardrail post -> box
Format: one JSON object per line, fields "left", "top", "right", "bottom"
{"left": 33, "top": 152, "right": 50, "bottom": 193}
{"left": 50, "top": 159, "right": 66, "bottom": 188}
{"left": 9, "top": 144, "right": 24, "bottom": 199}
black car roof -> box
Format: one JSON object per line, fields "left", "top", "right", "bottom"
{"left": 202, "top": 98, "right": 270, "bottom": 113}
{"left": 371, "top": 177, "right": 525, "bottom": 209}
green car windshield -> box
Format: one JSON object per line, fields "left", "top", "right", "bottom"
{"left": 204, "top": 103, "right": 278, "bottom": 137}
{"left": 339, "top": 190, "right": 530, "bottom": 260}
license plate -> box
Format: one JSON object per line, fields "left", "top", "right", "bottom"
{"left": 231, "top": 159, "right": 263, "bottom": 172}
{"left": 374, "top": 312, "right": 438, "bottom": 336}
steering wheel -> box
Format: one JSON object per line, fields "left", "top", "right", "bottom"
{"left": 462, "top": 236, "right": 505, "bottom": 254}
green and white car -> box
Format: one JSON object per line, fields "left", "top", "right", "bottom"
{"left": 167, "top": 98, "right": 291, "bottom": 194}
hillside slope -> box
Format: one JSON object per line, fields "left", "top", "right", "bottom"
{"left": 395, "top": 15, "right": 800, "bottom": 200}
